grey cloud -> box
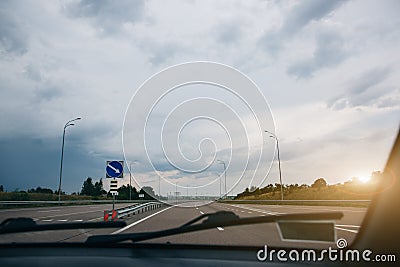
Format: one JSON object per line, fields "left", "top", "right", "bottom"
{"left": 349, "top": 67, "right": 391, "bottom": 95}
{"left": 215, "top": 22, "right": 242, "bottom": 45}
{"left": 0, "top": 135, "right": 105, "bottom": 193}
{"left": 34, "top": 83, "right": 64, "bottom": 102}
{"left": 148, "top": 42, "right": 182, "bottom": 66}
{"left": 282, "top": 0, "right": 347, "bottom": 36}
{"left": 258, "top": 0, "right": 347, "bottom": 55}
{"left": 287, "top": 31, "right": 348, "bottom": 78}
{"left": 23, "top": 64, "right": 43, "bottom": 82}
{"left": 65, "top": 0, "right": 145, "bottom": 34}
{"left": 376, "top": 93, "right": 400, "bottom": 109}
{"left": 0, "top": 2, "right": 28, "bottom": 55}
{"left": 328, "top": 67, "right": 395, "bottom": 110}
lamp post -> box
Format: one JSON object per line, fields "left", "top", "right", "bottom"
{"left": 129, "top": 162, "right": 133, "bottom": 201}
{"left": 217, "top": 160, "right": 227, "bottom": 199}
{"left": 58, "top": 117, "right": 81, "bottom": 202}
{"left": 175, "top": 182, "right": 178, "bottom": 205}
{"left": 265, "top": 130, "right": 283, "bottom": 201}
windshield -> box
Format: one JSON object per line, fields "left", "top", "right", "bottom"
{"left": 0, "top": 0, "right": 399, "bottom": 252}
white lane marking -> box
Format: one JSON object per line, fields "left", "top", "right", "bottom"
{"left": 217, "top": 227, "right": 224, "bottom": 231}
{"left": 278, "top": 206, "right": 367, "bottom": 213}
{"left": 228, "top": 204, "right": 282, "bottom": 215}
{"left": 335, "top": 227, "right": 358, "bottom": 234}
{"left": 87, "top": 217, "right": 102, "bottom": 222}
{"left": 57, "top": 219, "right": 68, "bottom": 222}
{"left": 38, "top": 210, "right": 60, "bottom": 213}
{"left": 196, "top": 207, "right": 199, "bottom": 210}
{"left": 335, "top": 224, "right": 360, "bottom": 228}
{"left": 73, "top": 219, "right": 83, "bottom": 222}
{"left": 112, "top": 206, "right": 173, "bottom": 234}
{"left": 42, "top": 219, "right": 53, "bottom": 222}
{"left": 200, "top": 211, "right": 204, "bottom": 214}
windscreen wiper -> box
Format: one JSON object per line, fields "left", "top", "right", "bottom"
{"left": 86, "top": 211, "right": 343, "bottom": 244}
{"left": 0, "top": 217, "right": 126, "bottom": 234}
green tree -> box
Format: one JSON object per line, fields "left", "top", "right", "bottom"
{"left": 28, "top": 187, "right": 53, "bottom": 194}
{"left": 311, "top": 178, "right": 327, "bottom": 189}
{"left": 0, "top": 185, "right": 3, "bottom": 192}
{"left": 116, "top": 185, "right": 138, "bottom": 200}
{"left": 93, "top": 179, "right": 106, "bottom": 196}
{"left": 81, "top": 177, "right": 95, "bottom": 196}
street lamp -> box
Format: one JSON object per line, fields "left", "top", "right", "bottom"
{"left": 217, "top": 159, "right": 227, "bottom": 199}
{"left": 58, "top": 117, "right": 81, "bottom": 202}
{"left": 129, "top": 162, "right": 133, "bottom": 201}
{"left": 175, "top": 182, "right": 178, "bottom": 205}
{"left": 265, "top": 130, "right": 283, "bottom": 201}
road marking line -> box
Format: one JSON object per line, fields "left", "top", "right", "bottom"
{"left": 335, "top": 227, "right": 358, "bottom": 234}
{"left": 200, "top": 211, "right": 204, "bottom": 214}
{"left": 38, "top": 210, "right": 61, "bottom": 213}
{"left": 57, "top": 219, "right": 68, "bottom": 222}
{"left": 335, "top": 224, "right": 360, "bottom": 228}
{"left": 42, "top": 219, "right": 53, "bottom": 222}
{"left": 281, "top": 206, "right": 366, "bottom": 213}
{"left": 73, "top": 219, "right": 83, "bottom": 222}
{"left": 87, "top": 217, "right": 102, "bottom": 222}
{"left": 229, "top": 204, "right": 282, "bottom": 215}
{"left": 217, "top": 227, "right": 224, "bottom": 231}
{"left": 112, "top": 206, "right": 173, "bottom": 234}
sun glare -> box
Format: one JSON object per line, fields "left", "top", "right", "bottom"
{"left": 358, "top": 175, "right": 371, "bottom": 183}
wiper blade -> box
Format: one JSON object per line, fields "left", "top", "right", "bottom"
{"left": 0, "top": 217, "right": 126, "bottom": 234}
{"left": 86, "top": 211, "right": 343, "bottom": 244}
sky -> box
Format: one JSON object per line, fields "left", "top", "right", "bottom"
{"left": 0, "top": 0, "right": 399, "bottom": 197}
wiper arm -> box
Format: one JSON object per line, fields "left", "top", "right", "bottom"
{"left": 0, "top": 217, "right": 126, "bottom": 234}
{"left": 86, "top": 211, "right": 343, "bottom": 244}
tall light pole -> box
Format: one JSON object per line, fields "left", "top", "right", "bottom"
{"left": 58, "top": 117, "right": 81, "bottom": 202}
{"left": 129, "top": 162, "right": 133, "bottom": 201}
{"left": 175, "top": 182, "right": 178, "bottom": 205}
{"left": 217, "top": 160, "right": 227, "bottom": 199}
{"left": 265, "top": 130, "right": 283, "bottom": 201}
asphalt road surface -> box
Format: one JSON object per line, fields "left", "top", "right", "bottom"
{"left": 0, "top": 202, "right": 366, "bottom": 248}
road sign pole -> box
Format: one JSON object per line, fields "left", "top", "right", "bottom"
{"left": 112, "top": 194, "right": 115, "bottom": 211}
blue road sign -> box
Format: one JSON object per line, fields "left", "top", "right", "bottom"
{"left": 106, "top": 161, "right": 124, "bottom": 178}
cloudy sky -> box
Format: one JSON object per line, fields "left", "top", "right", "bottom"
{"left": 0, "top": 0, "right": 399, "bottom": 197}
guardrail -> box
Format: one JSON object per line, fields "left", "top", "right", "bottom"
{"left": 104, "top": 202, "right": 163, "bottom": 221}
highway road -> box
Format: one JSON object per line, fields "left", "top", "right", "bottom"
{"left": 0, "top": 202, "right": 366, "bottom": 248}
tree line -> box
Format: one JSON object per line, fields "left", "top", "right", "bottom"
{"left": 0, "top": 177, "right": 156, "bottom": 201}
{"left": 235, "top": 172, "right": 382, "bottom": 200}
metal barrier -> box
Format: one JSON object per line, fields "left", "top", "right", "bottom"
{"left": 104, "top": 202, "right": 163, "bottom": 221}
